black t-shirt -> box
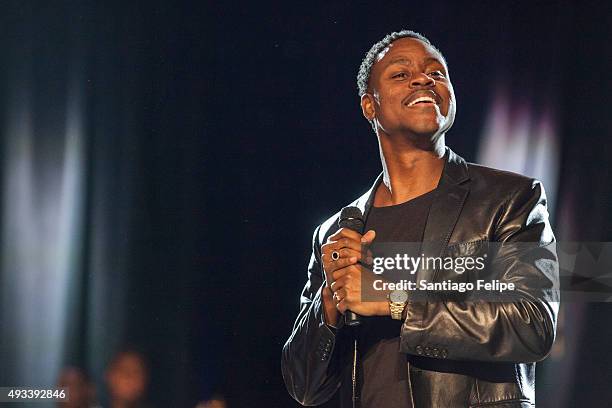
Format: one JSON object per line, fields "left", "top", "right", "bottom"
{"left": 358, "top": 188, "right": 436, "bottom": 407}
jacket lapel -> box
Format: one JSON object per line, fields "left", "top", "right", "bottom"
{"left": 354, "top": 172, "right": 383, "bottom": 225}
{"left": 416, "top": 147, "right": 470, "bottom": 283}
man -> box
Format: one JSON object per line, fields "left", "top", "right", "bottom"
{"left": 195, "top": 395, "right": 227, "bottom": 408}
{"left": 281, "top": 30, "right": 559, "bottom": 408}
{"left": 105, "top": 350, "right": 153, "bottom": 408}
{"left": 56, "top": 366, "right": 99, "bottom": 408}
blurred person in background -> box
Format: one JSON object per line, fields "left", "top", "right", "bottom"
{"left": 105, "top": 350, "right": 153, "bottom": 408}
{"left": 57, "top": 366, "right": 99, "bottom": 408}
{"left": 195, "top": 394, "right": 227, "bottom": 408}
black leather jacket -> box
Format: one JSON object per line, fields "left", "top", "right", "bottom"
{"left": 281, "top": 147, "right": 559, "bottom": 408}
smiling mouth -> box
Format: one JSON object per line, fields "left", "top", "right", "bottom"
{"left": 406, "top": 96, "right": 437, "bottom": 107}
{"left": 403, "top": 91, "right": 441, "bottom": 107}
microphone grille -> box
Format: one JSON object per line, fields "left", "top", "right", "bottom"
{"left": 339, "top": 206, "right": 364, "bottom": 223}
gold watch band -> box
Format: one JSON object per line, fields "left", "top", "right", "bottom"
{"left": 389, "top": 301, "right": 406, "bottom": 320}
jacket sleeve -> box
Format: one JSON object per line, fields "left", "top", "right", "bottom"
{"left": 399, "top": 179, "right": 559, "bottom": 363}
{"left": 281, "top": 226, "right": 349, "bottom": 406}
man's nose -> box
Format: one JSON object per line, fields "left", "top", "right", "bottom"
{"left": 410, "top": 72, "right": 435, "bottom": 88}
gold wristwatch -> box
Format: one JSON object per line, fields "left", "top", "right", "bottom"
{"left": 389, "top": 290, "right": 409, "bottom": 320}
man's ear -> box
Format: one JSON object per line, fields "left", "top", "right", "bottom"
{"left": 360, "top": 93, "right": 376, "bottom": 121}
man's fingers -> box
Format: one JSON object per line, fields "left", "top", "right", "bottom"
{"left": 333, "top": 288, "right": 347, "bottom": 302}
{"left": 336, "top": 299, "right": 348, "bottom": 314}
{"left": 326, "top": 256, "right": 358, "bottom": 274}
{"left": 331, "top": 264, "right": 360, "bottom": 284}
{"left": 321, "top": 229, "right": 374, "bottom": 290}
{"left": 328, "top": 227, "right": 363, "bottom": 242}
{"left": 321, "top": 247, "right": 361, "bottom": 262}
{"left": 323, "top": 257, "right": 357, "bottom": 288}
{"left": 336, "top": 291, "right": 356, "bottom": 314}
{"left": 321, "top": 237, "right": 362, "bottom": 253}
{"left": 330, "top": 276, "right": 346, "bottom": 293}
{"left": 322, "top": 229, "right": 377, "bottom": 259}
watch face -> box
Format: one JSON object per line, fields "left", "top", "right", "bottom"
{"left": 390, "top": 290, "right": 408, "bottom": 303}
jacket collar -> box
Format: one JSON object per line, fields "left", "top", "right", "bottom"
{"left": 354, "top": 146, "right": 470, "bottom": 220}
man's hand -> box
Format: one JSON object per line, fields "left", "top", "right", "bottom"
{"left": 320, "top": 228, "right": 388, "bottom": 321}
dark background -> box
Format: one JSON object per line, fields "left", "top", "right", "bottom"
{"left": 0, "top": 1, "right": 611, "bottom": 407}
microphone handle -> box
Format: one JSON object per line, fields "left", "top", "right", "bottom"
{"left": 337, "top": 207, "right": 365, "bottom": 327}
{"left": 345, "top": 310, "right": 361, "bottom": 326}
{"left": 343, "top": 234, "right": 363, "bottom": 327}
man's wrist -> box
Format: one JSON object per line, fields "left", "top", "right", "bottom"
{"left": 321, "top": 286, "right": 341, "bottom": 328}
{"left": 377, "top": 300, "right": 391, "bottom": 316}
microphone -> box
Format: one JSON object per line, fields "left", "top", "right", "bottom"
{"left": 338, "top": 206, "right": 365, "bottom": 327}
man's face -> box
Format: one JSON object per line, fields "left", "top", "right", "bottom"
{"left": 57, "top": 368, "right": 92, "bottom": 408}
{"left": 106, "top": 353, "right": 147, "bottom": 403}
{"left": 361, "top": 37, "right": 456, "bottom": 139}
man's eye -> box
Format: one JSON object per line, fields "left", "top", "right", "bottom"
{"left": 429, "top": 71, "right": 445, "bottom": 78}
{"left": 392, "top": 72, "right": 408, "bottom": 79}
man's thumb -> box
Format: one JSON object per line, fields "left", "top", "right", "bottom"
{"left": 360, "top": 229, "right": 376, "bottom": 244}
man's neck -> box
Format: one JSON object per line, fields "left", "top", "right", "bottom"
{"left": 374, "top": 133, "right": 445, "bottom": 207}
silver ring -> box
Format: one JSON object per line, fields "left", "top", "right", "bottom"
{"left": 331, "top": 251, "right": 340, "bottom": 261}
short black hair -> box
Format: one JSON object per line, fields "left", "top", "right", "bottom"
{"left": 356, "top": 30, "right": 445, "bottom": 97}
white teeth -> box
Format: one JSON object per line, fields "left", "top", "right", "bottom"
{"left": 407, "top": 96, "right": 436, "bottom": 106}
